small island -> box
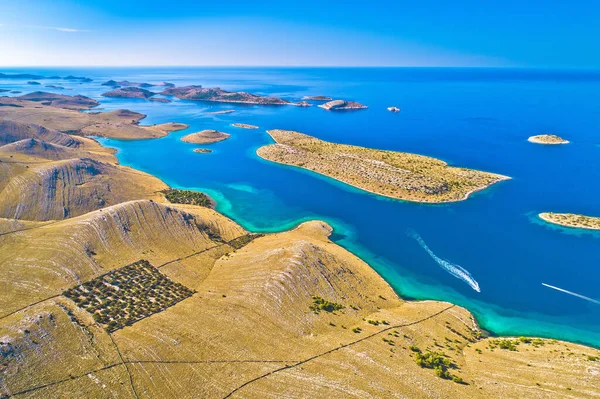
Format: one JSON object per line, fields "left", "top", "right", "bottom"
{"left": 528, "top": 134, "right": 569, "bottom": 145}
{"left": 46, "top": 85, "right": 65, "bottom": 90}
{"left": 319, "top": 99, "right": 368, "bottom": 110}
{"left": 205, "top": 109, "right": 236, "bottom": 115}
{"left": 27, "top": 81, "right": 41, "bottom": 85}
{"left": 295, "top": 101, "right": 312, "bottom": 107}
{"left": 257, "top": 130, "right": 510, "bottom": 203}
{"left": 181, "top": 129, "right": 230, "bottom": 144}
{"left": 102, "top": 87, "right": 155, "bottom": 99}
{"left": 63, "top": 75, "right": 92, "bottom": 82}
{"left": 302, "top": 95, "right": 332, "bottom": 101}
{"left": 101, "top": 80, "right": 156, "bottom": 88}
{"left": 231, "top": 123, "right": 259, "bottom": 129}
{"left": 193, "top": 148, "right": 213, "bottom": 154}
{"left": 149, "top": 97, "right": 171, "bottom": 103}
{"left": 161, "top": 85, "right": 289, "bottom": 105}
{"left": 539, "top": 212, "right": 600, "bottom": 230}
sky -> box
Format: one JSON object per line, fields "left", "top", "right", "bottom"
{"left": 1, "top": 0, "right": 599, "bottom": 68}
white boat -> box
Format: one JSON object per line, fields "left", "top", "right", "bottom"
{"left": 387, "top": 106, "right": 400, "bottom": 112}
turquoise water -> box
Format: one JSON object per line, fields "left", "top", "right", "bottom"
{"left": 2, "top": 67, "right": 600, "bottom": 348}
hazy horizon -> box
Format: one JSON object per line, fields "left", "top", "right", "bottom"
{"left": 1, "top": 0, "right": 599, "bottom": 68}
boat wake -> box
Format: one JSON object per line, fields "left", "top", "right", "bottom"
{"left": 542, "top": 283, "right": 600, "bottom": 305}
{"left": 407, "top": 229, "right": 481, "bottom": 292}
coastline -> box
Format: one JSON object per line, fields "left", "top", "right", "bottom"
{"left": 263, "top": 154, "right": 512, "bottom": 203}
{"left": 539, "top": 212, "right": 600, "bottom": 231}
{"left": 255, "top": 133, "right": 512, "bottom": 204}
{"left": 97, "top": 136, "right": 599, "bottom": 350}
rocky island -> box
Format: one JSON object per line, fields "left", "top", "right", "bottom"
{"left": 319, "top": 99, "right": 368, "bottom": 110}
{"left": 101, "top": 80, "right": 172, "bottom": 88}
{"left": 539, "top": 212, "right": 600, "bottom": 230}
{"left": 63, "top": 75, "right": 92, "bottom": 82}
{"left": 193, "top": 148, "right": 213, "bottom": 153}
{"left": 528, "top": 134, "right": 569, "bottom": 144}
{"left": 102, "top": 86, "right": 156, "bottom": 99}
{"left": 257, "top": 130, "right": 510, "bottom": 203}
{"left": 231, "top": 123, "right": 259, "bottom": 129}
{"left": 0, "top": 94, "right": 597, "bottom": 399}
{"left": 148, "top": 97, "right": 171, "bottom": 103}
{"left": 161, "top": 85, "right": 290, "bottom": 105}
{"left": 16, "top": 91, "right": 100, "bottom": 110}
{"left": 27, "top": 81, "right": 41, "bottom": 85}
{"left": 181, "top": 129, "right": 230, "bottom": 144}
{"left": 302, "top": 95, "right": 333, "bottom": 101}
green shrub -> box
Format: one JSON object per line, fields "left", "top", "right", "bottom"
{"left": 309, "top": 296, "right": 344, "bottom": 313}
{"left": 162, "top": 189, "right": 212, "bottom": 207}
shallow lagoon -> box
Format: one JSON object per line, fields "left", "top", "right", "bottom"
{"left": 3, "top": 67, "right": 600, "bottom": 347}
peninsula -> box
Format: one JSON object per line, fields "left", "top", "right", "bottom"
{"left": 102, "top": 87, "right": 156, "bottom": 99}
{"left": 539, "top": 212, "right": 600, "bottom": 230}
{"left": 257, "top": 130, "right": 510, "bottom": 203}
{"left": 181, "top": 129, "right": 230, "bottom": 144}
{"left": 231, "top": 123, "right": 259, "bottom": 129}
{"left": 0, "top": 95, "right": 187, "bottom": 139}
{"left": 16, "top": 91, "right": 100, "bottom": 110}
{"left": 0, "top": 98, "right": 596, "bottom": 399}
{"left": 161, "top": 85, "right": 290, "bottom": 105}
{"left": 319, "top": 99, "right": 368, "bottom": 110}
{"left": 528, "top": 134, "right": 569, "bottom": 144}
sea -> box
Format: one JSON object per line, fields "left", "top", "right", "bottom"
{"left": 1, "top": 67, "right": 599, "bottom": 348}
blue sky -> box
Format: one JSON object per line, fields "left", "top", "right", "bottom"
{"left": 1, "top": 0, "right": 599, "bottom": 67}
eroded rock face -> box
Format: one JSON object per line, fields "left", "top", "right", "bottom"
{"left": 101, "top": 87, "right": 155, "bottom": 99}
{"left": 318, "top": 99, "right": 368, "bottom": 110}
{"left": 161, "top": 85, "right": 289, "bottom": 105}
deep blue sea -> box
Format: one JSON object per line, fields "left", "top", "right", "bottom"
{"left": 2, "top": 67, "right": 600, "bottom": 348}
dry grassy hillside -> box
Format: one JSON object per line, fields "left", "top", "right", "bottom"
{"left": 0, "top": 97, "right": 187, "bottom": 139}
{"left": 0, "top": 104, "right": 598, "bottom": 399}
{"left": 1, "top": 213, "right": 598, "bottom": 398}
